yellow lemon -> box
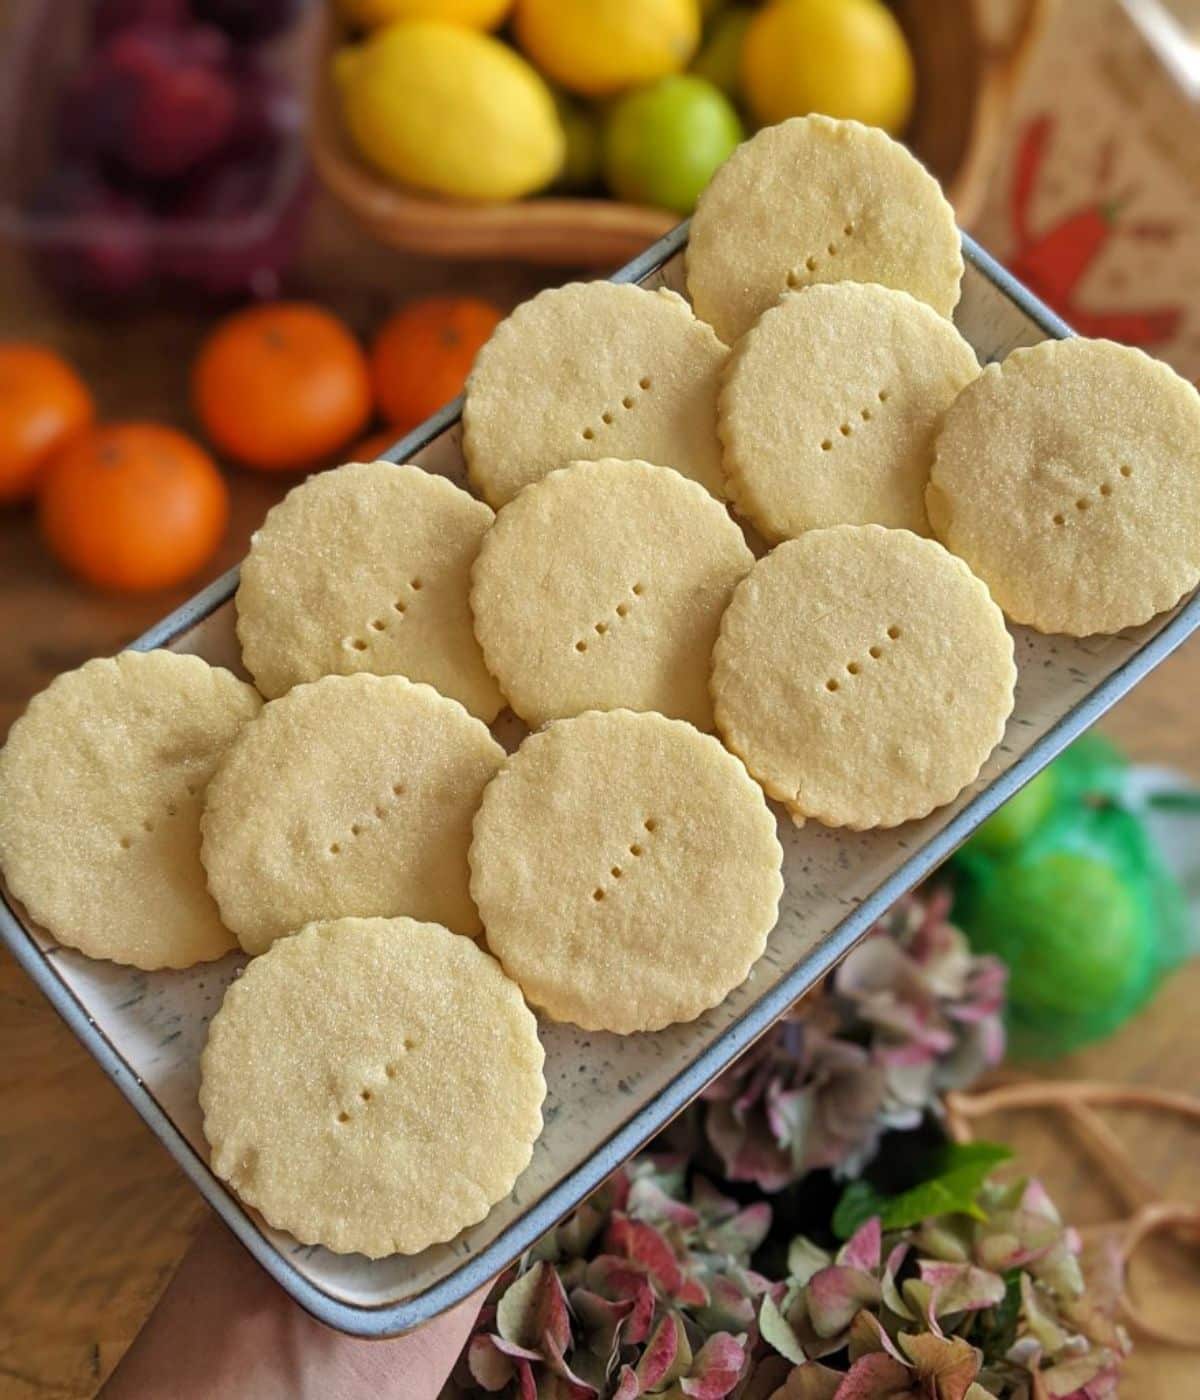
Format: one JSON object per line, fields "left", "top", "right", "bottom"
{"left": 337, "top": 0, "right": 512, "bottom": 30}
{"left": 335, "top": 21, "right": 565, "bottom": 202}
{"left": 741, "top": 0, "right": 915, "bottom": 135}
{"left": 513, "top": 0, "right": 701, "bottom": 98}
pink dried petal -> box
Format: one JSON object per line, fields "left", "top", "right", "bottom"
{"left": 628, "top": 1177, "right": 701, "bottom": 1230}
{"left": 788, "top": 1237, "right": 833, "bottom": 1285}
{"left": 680, "top": 1332, "right": 748, "bottom": 1398}
{"left": 832, "top": 1351, "right": 913, "bottom": 1399}
{"left": 837, "top": 1217, "right": 882, "bottom": 1273}
{"left": 636, "top": 1312, "right": 688, "bottom": 1389}
{"left": 1041, "top": 1350, "right": 1120, "bottom": 1398}
{"left": 770, "top": 1362, "right": 844, "bottom": 1399}
{"left": 613, "top": 1365, "right": 641, "bottom": 1400}
{"left": 541, "top": 1329, "right": 601, "bottom": 1399}
{"left": 606, "top": 1216, "right": 686, "bottom": 1296}
{"left": 708, "top": 1202, "right": 773, "bottom": 1257}
{"left": 807, "top": 1267, "right": 882, "bottom": 1339}
{"left": 917, "top": 1262, "right": 1007, "bottom": 1316}
{"left": 849, "top": 1309, "right": 907, "bottom": 1365}
{"left": 468, "top": 1334, "right": 522, "bottom": 1391}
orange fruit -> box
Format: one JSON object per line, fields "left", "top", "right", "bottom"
{"left": 193, "top": 303, "right": 372, "bottom": 471}
{"left": 348, "top": 427, "right": 403, "bottom": 460}
{"left": 39, "top": 423, "right": 229, "bottom": 593}
{"left": 370, "top": 296, "right": 502, "bottom": 431}
{"left": 0, "top": 344, "right": 95, "bottom": 504}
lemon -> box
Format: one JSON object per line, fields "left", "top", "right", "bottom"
{"left": 604, "top": 75, "right": 742, "bottom": 215}
{"left": 741, "top": 0, "right": 915, "bottom": 134}
{"left": 335, "top": 22, "right": 565, "bottom": 202}
{"left": 513, "top": 0, "right": 701, "bottom": 98}
{"left": 337, "top": 0, "right": 512, "bottom": 29}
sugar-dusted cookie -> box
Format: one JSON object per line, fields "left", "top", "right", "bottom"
{"left": 470, "top": 709, "right": 782, "bottom": 1033}
{"left": 719, "top": 284, "right": 979, "bottom": 540}
{"left": 927, "top": 337, "right": 1200, "bottom": 636}
{"left": 687, "top": 116, "right": 963, "bottom": 346}
{"left": 471, "top": 459, "right": 753, "bottom": 729}
{"left": 712, "top": 527, "right": 1015, "bottom": 829}
{"left": 201, "top": 673, "right": 504, "bottom": 954}
{"left": 236, "top": 461, "right": 503, "bottom": 721}
{"left": 200, "top": 917, "right": 545, "bottom": 1257}
{"left": 0, "top": 650, "right": 260, "bottom": 968}
{"left": 462, "top": 282, "right": 728, "bottom": 507}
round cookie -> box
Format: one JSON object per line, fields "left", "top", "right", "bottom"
{"left": 201, "top": 673, "right": 504, "bottom": 954}
{"left": 719, "top": 284, "right": 979, "bottom": 540}
{"left": 471, "top": 459, "right": 753, "bottom": 729}
{"left": 0, "top": 650, "right": 260, "bottom": 968}
{"left": 711, "top": 527, "right": 1015, "bottom": 829}
{"left": 200, "top": 917, "right": 545, "bottom": 1257}
{"left": 687, "top": 116, "right": 963, "bottom": 347}
{"left": 463, "top": 282, "right": 728, "bottom": 507}
{"left": 236, "top": 461, "right": 503, "bottom": 721}
{"left": 470, "top": 709, "right": 783, "bottom": 1033}
{"left": 927, "top": 337, "right": 1200, "bottom": 636}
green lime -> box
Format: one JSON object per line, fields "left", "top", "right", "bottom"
{"left": 964, "top": 851, "right": 1146, "bottom": 1018}
{"left": 603, "top": 74, "right": 743, "bottom": 215}
{"left": 554, "top": 95, "right": 603, "bottom": 190}
{"left": 967, "top": 770, "right": 1055, "bottom": 855}
{"left": 691, "top": 6, "right": 752, "bottom": 98}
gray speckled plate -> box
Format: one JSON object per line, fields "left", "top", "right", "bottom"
{"left": 3, "top": 224, "right": 1198, "bottom": 1337}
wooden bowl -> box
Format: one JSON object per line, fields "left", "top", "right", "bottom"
{"left": 310, "top": 0, "right": 1047, "bottom": 268}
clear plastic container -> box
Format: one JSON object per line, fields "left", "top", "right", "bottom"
{"left": 0, "top": 0, "right": 318, "bottom": 304}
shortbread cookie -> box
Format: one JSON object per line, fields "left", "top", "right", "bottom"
{"left": 200, "top": 917, "right": 545, "bottom": 1257}
{"left": 687, "top": 116, "right": 963, "bottom": 346}
{"left": 463, "top": 282, "right": 728, "bottom": 507}
{"left": 201, "top": 673, "right": 504, "bottom": 953}
{"left": 712, "top": 527, "right": 1015, "bottom": 829}
{"left": 927, "top": 337, "right": 1200, "bottom": 636}
{"left": 471, "top": 459, "right": 753, "bottom": 729}
{"left": 237, "top": 461, "right": 503, "bottom": 721}
{"left": 719, "top": 284, "right": 979, "bottom": 540}
{"left": 470, "top": 710, "right": 782, "bottom": 1033}
{"left": 0, "top": 650, "right": 260, "bottom": 968}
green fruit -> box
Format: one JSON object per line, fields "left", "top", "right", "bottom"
{"left": 603, "top": 74, "right": 743, "bottom": 215}
{"left": 960, "top": 850, "right": 1155, "bottom": 1054}
{"left": 967, "top": 771, "right": 1055, "bottom": 855}
{"left": 691, "top": 6, "right": 751, "bottom": 97}
{"left": 554, "top": 95, "right": 603, "bottom": 190}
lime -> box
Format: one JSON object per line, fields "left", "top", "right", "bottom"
{"left": 335, "top": 21, "right": 564, "bottom": 202}
{"left": 691, "top": 6, "right": 752, "bottom": 99}
{"left": 554, "top": 95, "right": 603, "bottom": 190}
{"left": 967, "top": 771, "right": 1056, "bottom": 855}
{"left": 603, "top": 75, "right": 743, "bottom": 215}
{"left": 741, "top": 0, "right": 915, "bottom": 134}
{"left": 513, "top": 0, "right": 701, "bottom": 98}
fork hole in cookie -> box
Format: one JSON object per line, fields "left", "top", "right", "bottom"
{"left": 1075, "top": 499, "right": 1089, "bottom": 512}
{"left": 1120, "top": 464, "right": 1132, "bottom": 477}
{"left": 616, "top": 603, "right": 629, "bottom": 617}
{"left": 374, "top": 806, "right": 387, "bottom": 819}
{"left": 826, "top": 679, "right": 840, "bottom": 692}
{"left": 820, "top": 440, "right": 832, "bottom": 452}
{"left": 582, "top": 428, "right": 595, "bottom": 441}
{"left": 336, "top": 1112, "right": 350, "bottom": 1124}
{"left": 349, "top": 638, "right": 368, "bottom": 651}
{"left": 611, "top": 866, "right": 622, "bottom": 879}
{"left": 392, "top": 600, "right": 406, "bottom": 614}
{"left": 629, "top": 843, "right": 643, "bottom": 857}
{"left": 860, "top": 408, "right": 872, "bottom": 421}
{"left": 575, "top": 640, "right": 588, "bottom": 653}
{"left": 592, "top": 888, "right": 605, "bottom": 901}
{"left": 869, "top": 645, "right": 882, "bottom": 659}
{"left": 350, "top": 823, "right": 362, "bottom": 836}
{"left": 839, "top": 424, "right": 852, "bottom": 437}
{"left": 392, "top": 783, "right": 404, "bottom": 796}
{"left": 847, "top": 662, "right": 860, "bottom": 675}
{"left": 878, "top": 389, "right": 890, "bottom": 402}
{"left": 805, "top": 256, "right": 818, "bottom": 272}
{"left": 119, "top": 836, "right": 132, "bottom": 850}
{"left": 1053, "top": 513, "right": 1066, "bottom": 526}
{"left": 410, "top": 578, "right": 422, "bottom": 591}
{"left": 385, "top": 1064, "right": 397, "bottom": 1079}
{"left": 601, "top": 412, "right": 613, "bottom": 425}
{"left": 360, "top": 1089, "right": 372, "bottom": 1102}
{"left": 639, "top": 377, "right": 652, "bottom": 391}
{"left": 329, "top": 842, "right": 341, "bottom": 855}
{"left": 643, "top": 818, "right": 658, "bottom": 832}
{"left": 403, "top": 1036, "right": 415, "bottom": 1051}
{"left": 632, "top": 582, "right": 644, "bottom": 595}
{"left": 622, "top": 396, "right": 635, "bottom": 410}
{"left": 887, "top": 625, "right": 901, "bottom": 640}
{"left": 595, "top": 622, "right": 608, "bottom": 635}
{"left": 843, "top": 222, "right": 855, "bottom": 236}
{"left": 827, "top": 242, "right": 837, "bottom": 256}
{"left": 1100, "top": 483, "right": 1113, "bottom": 497}
{"left": 369, "top": 619, "right": 385, "bottom": 631}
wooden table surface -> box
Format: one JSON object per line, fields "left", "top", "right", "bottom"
{"left": 1, "top": 193, "right": 1197, "bottom": 1397}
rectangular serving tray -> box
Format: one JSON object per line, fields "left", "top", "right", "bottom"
{"left": 4, "top": 222, "right": 1199, "bottom": 1339}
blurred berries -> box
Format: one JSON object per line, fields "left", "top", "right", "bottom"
{"left": 192, "top": 0, "right": 302, "bottom": 43}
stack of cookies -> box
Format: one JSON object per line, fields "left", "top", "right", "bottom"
{"left": 3, "top": 114, "right": 1199, "bottom": 1260}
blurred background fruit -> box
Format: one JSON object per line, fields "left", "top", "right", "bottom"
{"left": 370, "top": 295, "right": 502, "bottom": 431}
{"left": 192, "top": 0, "right": 303, "bottom": 42}
{"left": 349, "top": 427, "right": 403, "bottom": 460}
{"left": 334, "top": 21, "right": 564, "bottom": 200}
{"left": 603, "top": 73, "right": 742, "bottom": 216}
{"left": 690, "top": 5, "right": 752, "bottom": 99}
{"left": 512, "top": 0, "right": 701, "bottom": 98}
{"left": 0, "top": 346, "right": 95, "bottom": 504}
{"left": 336, "top": 0, "right": 512, "bottom": 28}
{"left": 553, "top": 95, "right": 603, "bottom": 192}
{"left": 38, "top": 422, "right": 229, "bottom": 591}
{"left": 741, "top": 0, "right": 915, "bottom": 134}
{"left": 193, "top": 301, "right": 371, "bottom": 468}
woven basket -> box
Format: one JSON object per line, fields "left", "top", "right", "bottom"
{"left": 310, "top": 0, "right": 1048, "bottom": 267}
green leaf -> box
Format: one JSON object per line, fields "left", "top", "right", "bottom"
{"left": 833, "top": 1142, "right": 1013, "bottom": 1240}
